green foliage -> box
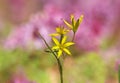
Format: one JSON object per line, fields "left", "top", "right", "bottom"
{"left": 26, "top": 66, "right": 51, "bottom": 83}
{"left": 0, "top": 49, "right": 21, "bottom": 71}
{"left": 64, "top": 52, "right": 107, "bottom": 83}
{"left": 0, "top": 48, "right": 54, "bottom": 83}
{"left": 0, "top": 48, "right": 30, "bottom": 82}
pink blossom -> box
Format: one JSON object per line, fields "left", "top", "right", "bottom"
{"left": 63, "top": 0, "right": 120, "bottom": 51}
{"left": 4, "top": 14, "right": 51, "bottom": 50}
{"left": 43, "top": 4, "right": 64, "bottom": 28}
{"left": 4, "top": 4, "right": 65, "bottom": 50}
{"left": 41, "top": 0, "right": 116, "bottom": 51}
{"left": 14, "top": 77, "right": 35, "bottom": 83}
{"left": 5, "top": 0, "right": 120, "bottom": 51}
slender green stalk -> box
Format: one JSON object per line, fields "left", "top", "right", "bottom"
{"left": 60, "top": 34, "right": 64, "bottom": 43}
{"left": 72, "top": 32, "right": 75, "bottom": 42}
{"left": 57, "top": 58, "right": 63, "bottom": 83}
{"left": 38, "top": 33, "right": 63, "bottom": 83}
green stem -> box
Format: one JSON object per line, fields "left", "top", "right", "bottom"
{"left": 38, "top": 33, "right": 63, "bottom": 83}
{"left": 60, "top": 34, "right": 64, "bottom": 43}
{"left": 57, "top": 58, "right": 63, "bottom": 83}
{"left": 72, "top": 32, "right": 75, "bottom": 42}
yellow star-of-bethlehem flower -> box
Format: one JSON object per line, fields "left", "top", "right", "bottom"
{"left": 63, "top": 14, "right": 84, "bottom": 33}
{"left": 52, "top": 36, "right": 74, "bottom": 58}
{"left": 50, "top": 27, "right": 69, "bottom": 36}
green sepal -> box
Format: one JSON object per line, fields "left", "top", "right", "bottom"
{"left": 73, "top": 19, "right": 80, "bottom": 33}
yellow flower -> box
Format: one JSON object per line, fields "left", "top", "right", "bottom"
{"left": 52, "top": 36, "right": 74, "bottom": 58}
{"left": 50, "top": 27, "right": 69, "bottom": 36}
{"left": 63, "top": 14, "right": 84, "bottom": 33}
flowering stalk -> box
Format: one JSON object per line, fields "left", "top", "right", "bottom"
{"left": 36, "top": 32, "right": 63, "bottom": 83}
{"left": 64, "top": 14, "right": 84, "bottom": 42}
{"left": 36, "top": 14, "right": 83, "bottom": 83}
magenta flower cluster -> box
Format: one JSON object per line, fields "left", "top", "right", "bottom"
{"left": 5, "top": 0, "right": 120, "bottom": 51}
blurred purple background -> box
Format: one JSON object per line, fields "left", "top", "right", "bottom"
{"left": 0, "top": 0, "right": 120, "bottom": 83}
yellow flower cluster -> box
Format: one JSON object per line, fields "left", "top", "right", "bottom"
{"left": 50, "top": 27, "right": 69, "bottom": 36}
{"left": 52, "top": 36, "right": 74, "bottom": 58}
{"left": 50, "top": 14, "right": 83, "bottom": 58}
{"left": 64, "top": 14, "right": 84, "bottom": 33}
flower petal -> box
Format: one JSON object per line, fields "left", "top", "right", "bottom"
{"left": 56, "top": 27, "right": 61, "bottom": 33}
{"left": 50, "top": 33, "right": 59, "bottom": 36}
{"left": 63, "top": 48, "right": 71, "bottom": 55}
{"left": 64, "top": 42, "right": 74, "bottom": 47}
{"left": 74, "top": 19, "right": 80, "bottom": 32}
{"left": 52, "top": 37, "right": 60, "bottom": 45}
{"left": 71, "top": 15, "right": 76, "bottom": 27}
{"left": 57, "top": 49, "right": 62, "bottom": 58}
{"left": 63, "top": 20, "right": 72, "bottom": 29}
{"left": 61, "top": 36, "right": 67, "bottom": 44}
{"left": 52, "top": 46, "right": 59, "bottom": 50}
{"left": 70, "top": 14, "right": 74, "bottom": 21}
{"left": 79, "top": 14, "right": 84, "bottom": 24}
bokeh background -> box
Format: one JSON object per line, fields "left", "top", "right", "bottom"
{"left": 0, "top": 0, "right": 120, "bottom": 83}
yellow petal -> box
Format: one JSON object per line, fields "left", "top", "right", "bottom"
{"left": 57, "top": 49, "right": 62, "bottom": 58}
{"left": 73, "top": 14, "right": 84, "bottom": 32}
{"left": 74, "top": 19, "right": 80, "bottom": 32}
{"left": 63, "top": 48, "right": 71, "bottom": 55}
{"left": 61, "top": 36, "right": 67, "bottom": 44}
{"left": 71, "top": 15, "right": 76, "bottom": 27}
{"left": 56, "top": 27, "right": 61, "bottom": 33}
{"left": 52, "top": 46, "right": 59, "bottom": 50}
{"left": 79, "top": 14, "right": 84, "bottom": 24}
{"left": 72, "top": 18, "right": 75, "bottom": 27}
{"left": 52, "top": 37, "right": 60, "bottom": 45}
{"left": 65, "top": 29, "right": 70, "bottom": 32}
{"left": 62, "top": 28, "right": 69, "bottom": 34}
{"left": 64, "top": 42, "right": 74, "bottom": 47}
{"left": 70, "top": 14, "right": 74, "bottom": 21}
{"left": 50, "top": 33, "right": 59, "bottom": 36}
{"left": 63, "top": 20, "right": 72, "bottom": 29}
